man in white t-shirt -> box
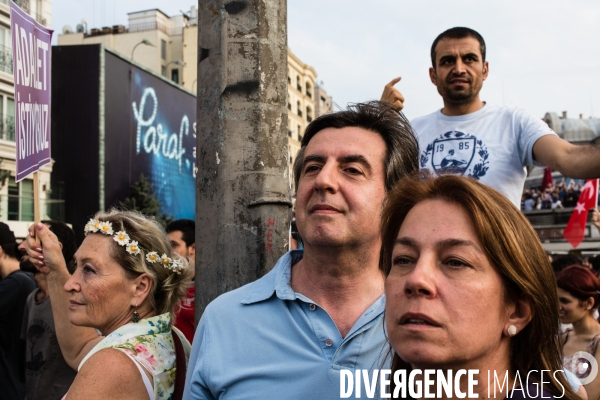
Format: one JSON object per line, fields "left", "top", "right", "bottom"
{"left": 381, "top": 27, "right": 600, "bottom": 206}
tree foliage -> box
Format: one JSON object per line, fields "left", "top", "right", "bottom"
{"left": 119, "top": 174, "right": 173, "bottom": 227}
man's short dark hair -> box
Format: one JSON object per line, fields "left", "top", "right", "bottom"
{"left": 1, "top": 243, "right": 19, "bottom": 260}
{"left": 430, "top": 27, "right": 486, "bottom": 68}
{"left": 292, "top": 101, "right": 419, "bottom": 193}
{"left": 166, "top": 219, "right": 195, "bottom": 247}
{"left": 42, "top": 220, "right": 77, "bottom": 265}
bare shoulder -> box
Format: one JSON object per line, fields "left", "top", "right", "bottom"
{"left": 66, "top": 348, "right": 150, "bottom": 400}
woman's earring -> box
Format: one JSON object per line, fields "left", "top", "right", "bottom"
{"left": 507, "top": 325, "right": 517, "bottom": 336}
{"left": 587, "top": 305, "right": 592, "bottom": 310}
{"left": 132, "top": 302, "right": 140, "bottom": 323}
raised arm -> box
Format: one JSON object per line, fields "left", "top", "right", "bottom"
{"left": 380, "top": 77, "right": 405, "bottom": 111}
{"left": 533, "top": 135, "right": 600, "bottom": 178}
{"left": 21, "top": 223, "right": 102, "bottom": 369}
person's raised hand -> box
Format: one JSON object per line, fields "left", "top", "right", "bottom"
{"left": 20, "top": 223, "right": 67, "bottom": 275}
{"left": 380, "top": 77, "right": 405, "bottom": 111}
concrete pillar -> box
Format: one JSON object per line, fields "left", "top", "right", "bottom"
{"left": 195, "top": 0, "right": 291, "bottom": 321}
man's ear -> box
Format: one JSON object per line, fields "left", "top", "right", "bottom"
{"left": 504, "top": 297, "right": 533, "bottom": 338}
{"left": 429, "top": 67, "right": 437, "bottom": 86}
{"left": 188, "top": 243, "right": 195, "bottom": 259}
{"left": 482, "top": 61, "right": 489, "bottom": 81}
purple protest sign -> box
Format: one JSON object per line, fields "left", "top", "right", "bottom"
{"left": 10, "top": 2, "right": 53, "bottom": 181}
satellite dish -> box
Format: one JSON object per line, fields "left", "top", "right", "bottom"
{"left": 62, "top": 25, "right": 73, "bottom": 34}
{"left": 76, "top": 24, "right": 84, "bottom": 33}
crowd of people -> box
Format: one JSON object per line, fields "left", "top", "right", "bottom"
{"left": 521, "top": 180, "right": 600, "bottom": 212}
{"left": 1, "top": 26, "right": 600, "bottom": 399}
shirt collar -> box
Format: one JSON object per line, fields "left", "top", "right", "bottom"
{"left": 241, "top": 250, "right": 303, "bottom": 304}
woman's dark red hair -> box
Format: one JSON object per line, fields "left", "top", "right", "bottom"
{"left": 556, "top": 265, "right": 600, "bottom": 308}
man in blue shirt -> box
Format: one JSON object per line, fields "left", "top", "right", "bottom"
{"left": 184, "top": 101, "right": 420, "bottom": 399}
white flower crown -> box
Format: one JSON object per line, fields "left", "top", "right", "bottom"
{"left": 84, "top": 218, "right": 185, "bottom": 274}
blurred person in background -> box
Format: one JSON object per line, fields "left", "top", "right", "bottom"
{"left": 592, "top": 209, "right": 600, "bottom": 234}
{"left": 381, "top": 174, "right": 581, "bottom": 399}
{"left": 166, "top": 219, "right": 196, "bottom": 343}
{"left": 553, "top": 256, "right": 584, "bottom": 275}
{"left": 0, "top": 221, "right": 36, "bottom": 395}
{"left": 19, "top": 221, "right": 78, "bottom": 400}
{"left": 557, "top": 265, "right": 600, "bottom": 399}
{"left": 22, "top": 210, "right": 192, "bottom": 399}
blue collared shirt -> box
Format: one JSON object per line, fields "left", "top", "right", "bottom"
{"left": 183, "top": 250, "right": 387, "bottom": 399}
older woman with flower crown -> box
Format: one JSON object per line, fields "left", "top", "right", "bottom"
{"left": 22, "top": 210, "right": 192, "bottom": 400}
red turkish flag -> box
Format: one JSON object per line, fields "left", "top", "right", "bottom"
{"left": 541, "top": 167, "right": 554, "bottom": 191}
{"left": 563, "top": 179, "right": 599, "bottom": 248}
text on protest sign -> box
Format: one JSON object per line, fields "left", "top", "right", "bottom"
{"left": 10, "top": 2, "right": 53, "bottom": 181}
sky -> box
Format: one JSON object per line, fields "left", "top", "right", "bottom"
{"left": 51, "top": 0, "right": 600, "bottom": 120}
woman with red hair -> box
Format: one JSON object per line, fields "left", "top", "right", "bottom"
{"left": 557, "top": 265, "right": 600, "bottom": 399}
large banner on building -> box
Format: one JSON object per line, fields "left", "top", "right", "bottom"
{"left": 103, "top": 51, "right": 196, "bottom": 220}
{"left": 10, "top": 2, "right": 53, "bottom": 181}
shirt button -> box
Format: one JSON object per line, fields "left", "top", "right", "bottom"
{"left": 325, "top": 339, "right": 333, "bottom": 347}
{"left": 309, "top": 304, "right": 316, "bottom": 311}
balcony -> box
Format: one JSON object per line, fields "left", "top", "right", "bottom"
{"left": 523, "top": 207, "right": 600, "bottom": 251}
{"left": 128, "top": 21, "right": 183, "bottom": 36}
{"left": 0, "top": 115, "right": 15, "bottom": 141}
{"left": 0, "top": 45, "right": 13, "bottom": 74}
{"left": 36, "top": 13, "right": 47, "bottom": 26}
{"left": 12, "top": 0, "right": 29, "bottom": 12}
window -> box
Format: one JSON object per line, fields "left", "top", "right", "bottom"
{"left": 0, "top": 96, "right": 15, "bottom": 141}
{"left": 6, "top": 97, "right": 14, "bottom": 141}
{"left": 161, "top": 66, "right": 167, "bottom": 77}
{"left": 306, "top": 106, "right": 312, "bottom": 122}
{"left": 161, "top": 39, "right": 166, "bottom": 60}
{"left": 0, "top": 27, "right": 12, "bottom": 74}
{"left": 171, "top": 68, "right": 179, "bottom": 84}
{"left": 7, "top": 177, "right": 33, "bottom": 221}
{"left": 296, "top": 76, "right": 301, "bottom": 92}
{"left": 297, "top": 101, "right": 302, "bottom": 117}
{"left": 306, "top": 82, "right": 312, "bottom": 99}
{"left": 297, "top": 125, "right": 302, "bottom": 141}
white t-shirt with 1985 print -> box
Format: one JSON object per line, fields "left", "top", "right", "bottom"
{"left": 412, "top": 104, "right": 557, "bottom": 207}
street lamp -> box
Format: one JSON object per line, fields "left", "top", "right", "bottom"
{"left": 165, "top": 60, "right": 186, "bottom": 84}
{"left": 166, "top": 60, "right": 186, "bottom": 68}
{"left": 131, "top": 39, "right": 155, "bottom": 61}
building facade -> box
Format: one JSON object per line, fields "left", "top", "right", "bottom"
{"left": 0, "top": 0, "right": 54, "bottom": 237}
{"left": 58, "top": 5, "right": 333, "bottom": 189}
{"left": 58, "top": 8, "right": 193, "bottom": 87}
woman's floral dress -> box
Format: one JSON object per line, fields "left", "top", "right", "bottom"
{"left": 78, "top": 313, "right": 191, "bottom": 399}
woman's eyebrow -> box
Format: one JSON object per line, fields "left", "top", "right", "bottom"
{"left": 437, "top": 238, "right": 484, "bottom": 254}
{"left": 394, "top": 237, "right": 417, "bottom": 247}
{"left": 77, "top": 256, "right": 101, "bottom": 266}
{"left": 394, "top": 237, "right": 484, "bottom": 254}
